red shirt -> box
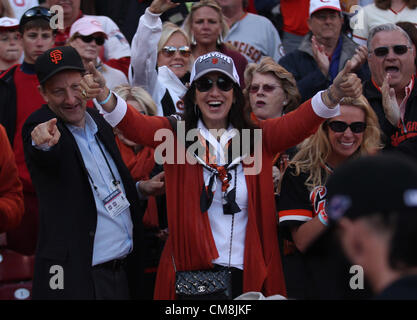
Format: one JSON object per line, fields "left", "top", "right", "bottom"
{"left": 13, "top": 65, "right": 45, "bottom": 193}
{"left": 281, "top": 0, "right": 310, "bottom": 36}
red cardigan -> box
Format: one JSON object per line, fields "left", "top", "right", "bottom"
{"left": 0, "top": 124, "right": 24, "bottom": 233}
{"left": 117, "top": 98, "right": 323, "bottom": 299}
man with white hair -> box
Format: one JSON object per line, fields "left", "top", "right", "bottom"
{"left": 364, "top": 23, "right": 417, "bottom": 155}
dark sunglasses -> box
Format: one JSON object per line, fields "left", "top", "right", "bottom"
{"left": 327, "top": 121, "right": 366, "bottom": 133}
{"left": 371, "top": 45, "right": 411, "bottom": 57}
{"left": 249, "top": 84, "right": 280, "bottom": 94}
{"left": 78, "top": 35, "right": 105, "bottom": 46}
{"left": 23, "top": 7, "right": 52, "bottom": 19}
{"left": 195, "top": 76, "right": 234, "bottom": 92}
{"left": 161, "top": 46, "right": 191, "bottom": 57}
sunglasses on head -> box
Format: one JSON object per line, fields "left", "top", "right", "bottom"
{"left": 78, "top": 35, "right": 105, "bottom": 46}
{"left": 195, "top": 75, "right": 234, "bottom": 92}
{"left": 161, "top": 46, "right": 191, "bottom": 57}
{"left": 327, "top": 121, "right": 366, "bottom": 133}
{"left": 370, "top": 45, "right": 411, "bottom": 57}
{"left": 23, "top": 7, "right": 52, "bottom": 19}
{"left": 249, "top": 83, "right": 280, "bottom": 94}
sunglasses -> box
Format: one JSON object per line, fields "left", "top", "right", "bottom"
{"left": 161, "top": 46, "right": 191, "bottom": 57}
{"left": 195, "top": 76, "right": 234, "bottom": 92}
{"left": 78, "top": 35, "right": 105, "bottom": 46}
{"left": 249, "top": 84, "right": 280, "bottom": 94}
{"left": 327, "top": 121, "right": 366, "bottom": 133}
{"left": 23, "top": 7, "right": 52, "bottom": 19}
{"left": 370, "top": 45, "right": 411, "bottom": 57}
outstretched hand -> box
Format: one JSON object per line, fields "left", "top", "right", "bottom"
{"left": 149, "top": 0, "right": 179, "bottom": 14}
{"left": 31, "top": 118, "right": 61, "bottom": 147}
{"left": 381, "top": 73, "right": 401, "bottom": 126}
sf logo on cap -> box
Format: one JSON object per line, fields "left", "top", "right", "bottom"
{"left": 50, "top": 49, "right": 63, "bottom": 64}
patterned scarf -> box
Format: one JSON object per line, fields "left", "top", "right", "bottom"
{"left": 193, "top": 124, "right": 244, "bottom": 215}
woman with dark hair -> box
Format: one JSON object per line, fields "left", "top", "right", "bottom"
{"left": 353, "top": 0, "right": 417, "bottom": 45}
{"left": 81, "top": 52, "right": 362, "bottom": 300}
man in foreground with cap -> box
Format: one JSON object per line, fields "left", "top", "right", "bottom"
{"left": 22, "top": 46, "right": 144, "bottom": 299}
{"left": 325, "top": 153, "right": 417, "bottom": 299}
{"left": 279, "top": 0, "right": 369, "bottom": 103}
{"left": 0, "top": 6, "right": 56, "bottom": 255}
{"left": 0, "top": 17, "right": 22, "bottom": 72}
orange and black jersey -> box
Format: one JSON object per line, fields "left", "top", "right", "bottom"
{"left": 277, "top": 165, "right": 328, "bottom": 241}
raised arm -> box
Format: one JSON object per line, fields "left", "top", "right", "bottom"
{"left": 80, "top": 62, "right": 172, "bottom": 148}
{"left": 129, "top": 0, "right": 179, "bottom": 94}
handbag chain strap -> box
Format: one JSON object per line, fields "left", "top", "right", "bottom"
{"left": 172, "top": 167, "right": 238, "bottom": 272}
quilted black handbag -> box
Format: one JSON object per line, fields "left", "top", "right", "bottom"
{"left": 175, "top": 266, "right": 232, "bottom": 300}
{"left": 173, "top": 214, "right": 235, "bottom": 300}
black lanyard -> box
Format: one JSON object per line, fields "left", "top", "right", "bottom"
{"left": 86, "top": 135, "right": 120, "bottom": 193}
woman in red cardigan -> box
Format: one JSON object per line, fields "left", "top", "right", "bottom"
{"left": 82, "top": 51, "right": 362, "bottom": 299}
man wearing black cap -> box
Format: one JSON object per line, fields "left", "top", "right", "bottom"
{"left": 22, "top": 46, "right": 144, "bottom": 299}
{"left": 325, "top": 153, "right": 417, "bottom": 299}
{"left": 0, "top": 6, "right": 56, "bottom": 255}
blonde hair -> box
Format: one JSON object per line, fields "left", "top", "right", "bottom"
{"left": 289, "top": 95, "right": 383, "bottom": 191}
{"left": 157, "top": 21, "right": 190, "bottom": 53}
{"left": 113, "top": 85, "right": 157, "bottom": 116}
{"left": 182, "top": 0, "right": 229, "bottom": 46}
{"left": 0, "top": 0, "right": 15, "bottom": 18}
{"left": 243, "top": 57, "right": 301, "bottom": 114}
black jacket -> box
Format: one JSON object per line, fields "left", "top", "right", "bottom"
{"left": 364, "top": 79, "right": 417, "bottom": 154}
{"left": 22, "top": 105, "right": 145, "bottom": 299}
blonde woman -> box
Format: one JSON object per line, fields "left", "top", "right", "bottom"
{"left": 182, "top": 0, "right": 247, "bottom": 87}
{"left": 129, "top": 0, "right": 192, "bottom": 117}
{"left": 277, "top": 95, "right": 382, "bottom": 299}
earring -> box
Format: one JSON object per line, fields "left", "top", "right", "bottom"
{"left": 191, "top": 33, "right": 196, "bottom": 46}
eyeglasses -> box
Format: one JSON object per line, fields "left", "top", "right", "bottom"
{"left": 195, "top": 76, "right": 234, "bottom": 92}
{"left": 78, "top": 35, "right": 106, "bottom": 46}
{"left": 370, "top": 45, "right": 411, "bottom": 57}
{"left": 327, "top": 121, "right": 367, "bottom": 133}
{"left": 249, "top": 84, "right": 280, "bottom": 94}
{"left": 161, "top": 46, "right": 191, "bottom": 57}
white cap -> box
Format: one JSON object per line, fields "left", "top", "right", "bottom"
{"left": 0, "top": 17, "right": 19, "bottom": 30}
{"left": 309, "top": 0, "right": 341, "bottom": 16}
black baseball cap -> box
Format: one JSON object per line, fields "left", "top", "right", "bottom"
{"left": 19, "top": 6, "right": 54, "bottom": 33}
{"left": 326, "top": 153, "right": 417, "bottom": 224}
{"left": 35, "top": 46, "right": 85, "bottom": 85}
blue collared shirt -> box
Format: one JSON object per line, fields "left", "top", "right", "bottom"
{"left": 66, "top": 113, "right": 133, "bottom": 266}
